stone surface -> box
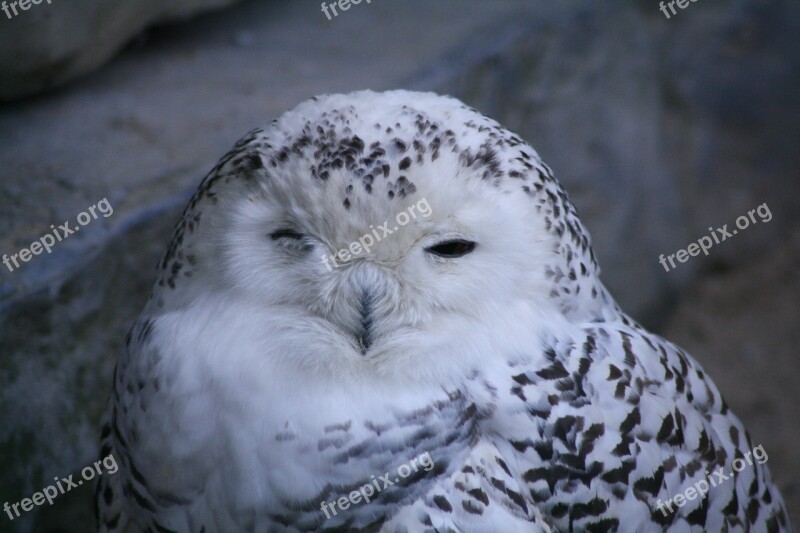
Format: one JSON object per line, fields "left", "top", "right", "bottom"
{"left": 0, "top": 0, "right": 797, "bottom": 530}
{"left": 0, "top": 0, "right": 242, "bottom": 100}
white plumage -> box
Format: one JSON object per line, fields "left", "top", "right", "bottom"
{"left": 97, "top": 90, "right": 791, "bottom": 532}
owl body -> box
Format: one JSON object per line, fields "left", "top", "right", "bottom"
{"left": 97, "top": 90, "right": 791, "bottom": 532}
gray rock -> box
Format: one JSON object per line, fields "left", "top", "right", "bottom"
{"left": 658, "top": 0, "right": 800, "bottom": 272}
{"left": 0, "top": 0, "right": 242, "bottom": 101}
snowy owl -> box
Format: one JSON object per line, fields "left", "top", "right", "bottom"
{"left": 96, "top": 90, "right": 791, "bottom": 532}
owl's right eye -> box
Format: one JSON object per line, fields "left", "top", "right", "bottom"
{"left": 270, "top": 229, "right": 313, "bottom": 252}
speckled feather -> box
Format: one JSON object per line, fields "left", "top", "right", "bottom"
{"left": 97, "top": 90, "right": 791, "bottom": 532}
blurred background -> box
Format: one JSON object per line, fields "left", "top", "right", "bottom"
{"left": 0, "top": 0, "right": 798, "bottom": 531}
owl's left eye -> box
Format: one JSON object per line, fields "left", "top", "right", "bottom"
{"left": 270, "top": 229, "right": 304, "bottom": 241}
{"left": 425, "top": 239, "right": 477, "bottom": 258}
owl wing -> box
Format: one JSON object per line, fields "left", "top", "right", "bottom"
{"left": 379, "top": 439, "right": 553, "bottom": 533}
{"left": 495, "top": 320, "right": 790, "bottom": 531}
{"left": 96, "top": 318, "right": 174, "bottom": 533}
{"left": 95, "top": 317, "right": 224, "bottom": 533}
{"left": 95, "top": 397, "right": 137, "bottom": 533}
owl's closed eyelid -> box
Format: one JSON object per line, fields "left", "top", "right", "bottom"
{"left": 270, "top": 229, "right": 304, "bottom": 240}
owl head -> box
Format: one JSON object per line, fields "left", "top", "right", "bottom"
{"left": 148, "top": 90, "right": 617, "bottom": 380}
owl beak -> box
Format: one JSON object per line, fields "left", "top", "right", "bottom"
{"left": 356, "top": 333, "right": 371, "bottom": 355}
{"left": 355, "top": 289, "right": 373, "bottom": 355}
{"left": 335, "top": 264, "right": 390, "bottom": 356}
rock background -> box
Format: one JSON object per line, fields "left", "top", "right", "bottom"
{"left": 0, "top": 0, "right": 242, "bottom": 100}
{"left": 0, "top": 0, "right": 797, "bottom": 531}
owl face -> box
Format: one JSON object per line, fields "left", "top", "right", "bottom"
{"left": 207, "top": 153, "right": 553, "bottom": 366}
{"left": 156, "top": 91, "right": 596, "bottom": 381}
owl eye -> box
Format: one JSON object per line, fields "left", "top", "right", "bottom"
{"left": 425, "top": 239, "right": 476, "bottom": 258}
{"left": 270, "top": 229, "right": 313, "bottom": 252}
{"left": 270, "top": 229, "right": 304, "bottom": 241}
